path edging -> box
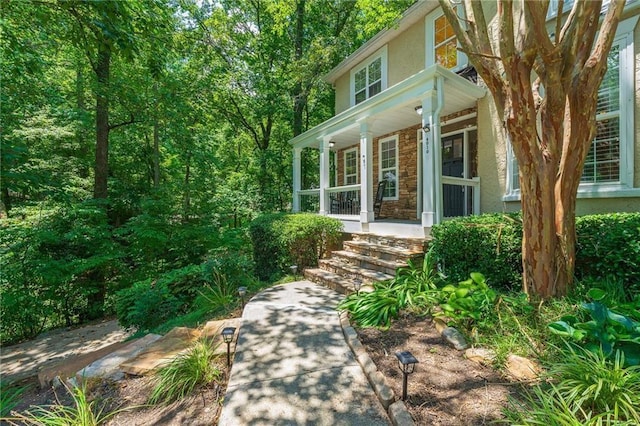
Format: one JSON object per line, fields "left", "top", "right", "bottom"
{"left": 339, "top": 311, "right": 415, "bottom": 426}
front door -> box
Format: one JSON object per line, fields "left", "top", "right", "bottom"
{"left": 442, "top": 134, "right": 464, "bottom": 217}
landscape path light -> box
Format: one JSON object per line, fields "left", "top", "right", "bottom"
{"left": 222, "top": 327, "right": 236, "bottom": 367}
{"left": 238, "top": 286, "right": 247, "bottom": 307}
{"left": 395, "top": 350, "right": 418, "bottom": 401}
{"left": 289, "top": 265, "right": 298, "bottom": 279}
{"left": 353, "top": 280, "right": 362, "bottom": 295}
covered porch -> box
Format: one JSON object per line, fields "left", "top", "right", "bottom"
{"left": 290, "top": 64, "right": 486, "bottom": 238}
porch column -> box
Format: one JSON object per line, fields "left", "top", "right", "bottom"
{"left": 319, "top": 136, "right": 331, "bottom": 215}
{"left": 358, "top": 118, "right": 375, "bottom": 223}
{"left": 292, "top": 147, "right": 302, "bottom": 212}
{"left": 420, "top": 79, "right": 443, "bottom": 227}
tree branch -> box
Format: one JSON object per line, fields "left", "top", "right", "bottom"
{"left": 109, "top": 114, "right": 140, "bottom": 131}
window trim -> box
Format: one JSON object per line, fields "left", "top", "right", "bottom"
{"left": 503, "top": 15, "right": 638, "bottom": 201}
{"left": 425, "top": 8, "right": 468, "bottom": 71}
{"left": 349, "top": 46, "right": 388, "bottom": 107}
{"left": 378, "top": 135, "right": 399, "bottom": 201}
{"left": 343, "top": 147, "right": 359, "bottom": 186}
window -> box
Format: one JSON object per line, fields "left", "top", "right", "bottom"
{"left": 379, "top": 136, "right": 398, "bottom": 199}
{"left": 350, "top": 47, "right": 387, "bottom": 106}
{"left": 426, "top": 9, "right": 467, "bottom": 70}
{"left": 344, "top": 148, "right": 358, "bottom": 185}
{"left": 504, "top": 16, "right": 637, "bottom": 199}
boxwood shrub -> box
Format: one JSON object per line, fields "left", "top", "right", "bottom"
{"left": 249, "top": 213, "right": 343, "bottom": 281}
{"left": 430, "top": 212, "right": 640, "bottom": 292}
{"left": 430, "top": 213, "right": 523, "bottom": 291}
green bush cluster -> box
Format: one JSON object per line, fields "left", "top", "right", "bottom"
{"left": 430, "top": 212, "right": 640, "bottom": 292}
{"left": 249, "top": 213, "right": 342, "bottom": 281}
{"left": 430, "top": 213, "right": 523, "bottom": 291}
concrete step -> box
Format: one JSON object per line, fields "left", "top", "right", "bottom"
{"left": 330, "top": 250, "right": 405, "bottom": 276}
{"left": 77, "top": 333, "right": 162, "bottom": 383}
{"left": 351, "top": 232, "right": 428, "bottom": 253}
{"left": 343, "top": 240, "right": 424, "bottom": 263}
{"left": 317, "top": 258, "right": 394, "bottom": 284}
{"left": 303, "top": 268, "right": 374, "bottom": 295}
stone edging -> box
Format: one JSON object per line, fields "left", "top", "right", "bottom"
{"left": 339, "top": 311, "right": 415, "bottom": 426}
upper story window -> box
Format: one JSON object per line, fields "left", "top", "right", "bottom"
{"left": 344, "top": 148, "right": 358, "bottom": 185}
{"left": 505, "top": 15, "right": 638, "bottom": 199}
{"left": 426, "top": 9, "right": 467, "bottom": 70}
{"left": 350, "top": 46, "right": 387, "bottom": 106}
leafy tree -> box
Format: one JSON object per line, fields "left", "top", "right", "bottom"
{"left": 439, "top": 0, "right": 625, "bottom": 298}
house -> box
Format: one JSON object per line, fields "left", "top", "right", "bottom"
{"left": 289, "top": 1, "right": 640, "bottom": 240}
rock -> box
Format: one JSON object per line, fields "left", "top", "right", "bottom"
{"left": 464, "top": 348, "right": 496, "bottom": 366}
{"left": 506, "top": 354, "right": 542, "bottom": 381}
{"left": 441, "top": 326, "right": 468, "bottom": 350}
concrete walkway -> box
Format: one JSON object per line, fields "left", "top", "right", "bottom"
{"left": 218, "top": 280, "right": 390, "bottom": 426}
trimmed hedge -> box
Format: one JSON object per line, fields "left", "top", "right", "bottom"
{"left": 430, "top": 212, "right": 640, "bottom": 292}
{"left": 249, "top": 213, "right": 343, "bottom": 281}
{"left": 430, "top": 213, "right": 523, "bottom": 291}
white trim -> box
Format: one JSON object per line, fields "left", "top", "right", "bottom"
{"left": 343, "top": 147, "right": 359, "bottom": 185}
{"left": 378, "top": 134, "right": 399, "bottom": 200}
{"left": 417, "top": 129, "right": 423, "bottom": 219}
{"left": 425, "top": 7, "right": 468, "bottom": 71}
{"left": 349, "top": 46, "right": 388, "bottom": 107}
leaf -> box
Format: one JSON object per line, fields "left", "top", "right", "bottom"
{"left": 587, "top": 288, "right": 607, "bottom": 301}
{"left": 607, "top": 310, "right": 637, "bottom": 331}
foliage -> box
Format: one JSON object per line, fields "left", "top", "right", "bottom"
{"left": 115, "top": 279, "right": 182, "bottom": 332}
{"left": 430, "top": 213, "right": 523, "bottom": 291}
{"left": 503, "top": 347, "right": 640, "bottom": 425}
{"left": 338, "top": 253, "right": 441, "bottom": 328}
{"left": 575, "top": 213, "right": 640, "bottom": 290}
{"left": 435, "top": 272, "right": 498, "bottom": 333}
{"left": 0, "top": 381, "right": 28, "bottom": 418}
{"left": 548, "top": 289, "right": 640, "bottom": 366}
{"left": 4, "top": 381, "right": 129, "bottom": 425}
{"left": 249, "top": 213, "right": 342, "bottom": 281}
{"left": 148, "top": 338, "right": 223, "bottom": 405}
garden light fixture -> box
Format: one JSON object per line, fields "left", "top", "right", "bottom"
{"left": 395, "top": 351, "right": 418, "bottom": 400}
{"left": 353, "top": 280, "right": 362, "bottom": 295}
{"left": 238, "top": 286, "right": 247, "bottom": 307}
{"left": 222, "top": 327, "right": 236, "bottom": 367}
{"left": 290, "top": 265, "right": 298, "bottom": 279}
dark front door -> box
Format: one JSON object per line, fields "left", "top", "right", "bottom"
{"left": 442, "top": 134, "right": 464, "bottom": 217}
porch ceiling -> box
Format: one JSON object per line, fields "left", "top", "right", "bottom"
{"left": 290, "top": 64, "right": 486, "bottom": 151}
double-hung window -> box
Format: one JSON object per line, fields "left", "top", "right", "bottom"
{"left": 344, "top": 148, "right": 358, "bottom": 185}
{"left": 350, "top": 47, "right": 387, "bottom": 106}
{"left": 505, "top": 15, "right": 637, "bottom": 199}
{"left": 425, "top": 9, "right": 467, "bottom": 70}
{"left": 379, "top": 135, "right": 398, "bottom": 200}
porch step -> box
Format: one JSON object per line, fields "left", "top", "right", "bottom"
{"left": 342, "top": 240, "right": 424, "bottom": 263}
{"left": 331, "top": 250, "right": 407, "bottom": 276}
{"left": 351, "top": 232, "right": 428, "bottom": 252}
{"left": 318, "top": 258, "right": 394, "bottom": 284}
{"left": 303, "top": 268, "right": 374, "bottom": 295}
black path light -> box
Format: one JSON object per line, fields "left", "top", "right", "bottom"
{"left": 222, "top": 327, "right": 236, "bottom": 367}
{"left": 238, "top": 286, "right": 247, "bottom": 307}
{"left": 289, "top": 265, "right": 298, "bottom": 279}
{"left": 395, "top": 351, "right": 419, "bottom": 401}
{"left": 353, "top": 280, "right": 362, "bottom": 295}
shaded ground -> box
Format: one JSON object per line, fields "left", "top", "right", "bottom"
{"left": 357, "top": 313, "right": 520, "bottom": 425}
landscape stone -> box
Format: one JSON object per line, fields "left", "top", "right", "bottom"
{"left": 389, "top": 400, "right": 415, "bottom": 426}
{"left": 505, "top": 354, "right": 542, "bottom": 381}
{"left": 441, "top": 326, "right": 469, "bottom": 350}
{"left": 200, "top": 318, "right": 242, "bottom": 355}
{"left": 464, "top": 347, "right": 497, "bottom": 366}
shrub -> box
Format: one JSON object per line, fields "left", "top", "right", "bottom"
{"left": 430, "top": 213, "right": 523, "bottom": 291}
{"left": 115, "top": 279, "right": 181, "bottom": 332}
{"left": 249, "top": 213, "right": 342, "bottom": 281}
{"left": 148, "top": 338, "right": 223, "bottom": 405}
{"left": 575, "top": 212, "right": 640, "bottom": 290}
{"left": 0, "top": 381, "right": 28, "bottom": 417}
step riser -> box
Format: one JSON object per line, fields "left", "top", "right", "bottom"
{"left": 318, "top": 260, "right": 389, "bottom": 284}
{"left": 303, "top": 269, "right": 351, "bottom": 295}
{"left": 331, "top": 253, "right": 398, "bottom": 276}
{"left": 351, "top": 233, "right": 427, "bottom": 252}
{"left": 342, "top": 242, "right": 423, "bottom": 263}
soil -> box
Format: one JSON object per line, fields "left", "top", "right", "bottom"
{"left": 4, "top": 312, "right": 521, "bottom": 425}
{"left": 356, "top": 312, "right": 521, "bottom": 425}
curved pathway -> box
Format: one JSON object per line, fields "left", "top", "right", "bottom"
{"left": 218, "top": 280, "right": 390, "bottom": 425}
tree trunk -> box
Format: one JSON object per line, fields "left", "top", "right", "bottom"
{"left": 76, "top": 58, "right": 90, "bottom": 178}
{"left": 292, "top": 0, "right": 306, "bottom": 137}
{"left": 153, "top": 81, "right": 160, "bottom": 188}
{"left": 93, "top": 42, "right": 111, "bottom": 200}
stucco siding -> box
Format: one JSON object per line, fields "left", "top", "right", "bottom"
{"left": 334, "top": 73, "right": 350, "bottom": 115}
{"left": 388, "top": 20, "right": 425, "bottom": 87}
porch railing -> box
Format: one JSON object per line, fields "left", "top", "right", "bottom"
{"left": 327, "top": 184, "right": 361, "bottom": 216}
{"left": 441, "top": 176, "right": 480, "bottom": 218}
{"left": 297, "top": 189, "right": 320, "bottom": 213}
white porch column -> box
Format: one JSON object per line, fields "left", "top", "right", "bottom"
{"left": 420, "top": 78, "right": 443, "bottom": 227}
{"left": 292, "top": 147, "right": 302, "bottom": 212}
{"left": 358, "top": 118, "right": 375, "bottom": 223}
{"left": 319, "top": 136, "right": 331, "bottom": 215}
